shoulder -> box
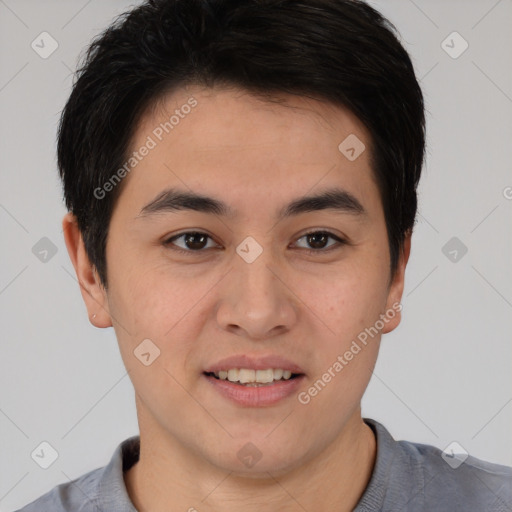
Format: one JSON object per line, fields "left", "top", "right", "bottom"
{"left": 14, "top": 466, "right": 104, "bottom": 512}
{"left": 359, "top": 419, "right": 512, "bottom": 512}
{"left": 399, "top": 437, "right": 512, "bottom": 510}
{"left": 15, "top": 436, "right": 139, "bottom": 512}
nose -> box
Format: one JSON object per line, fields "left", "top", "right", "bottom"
{"left": 215, "top": 243, "right": 298, "bottom": 341}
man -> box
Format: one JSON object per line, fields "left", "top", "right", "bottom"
{"left": 17, "top": 0, "right": 512, "bottom": 510}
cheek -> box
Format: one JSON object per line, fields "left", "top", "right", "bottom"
{"left": 319, "top": 262, "right": 389, "bottom": 334}
{"left": 317, "top": 289, "right": 383, "bottom": 377}
{"left": 106, "top": 268, "right": 202, "bottom": 409}
{"left": 297, "top": 269, "right": 386, "bottom": 410}
{"left": 106, "top": 260, "right": 217, "bottom": 377}
{"left": 108, "top": 255, "right": 197, "bottom": 332}
{"left": 302, "top": 256, "right": 389, "bottom": 397}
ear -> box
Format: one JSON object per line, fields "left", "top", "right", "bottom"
{"left": 381, "top": 230, "right": 411, "bottom": 334}
{"left": 62, "top": 212, "right": 112, "bottom": 328}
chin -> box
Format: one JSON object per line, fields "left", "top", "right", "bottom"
{"left": 206, "top": 440, "right": 309, "bottom": 478}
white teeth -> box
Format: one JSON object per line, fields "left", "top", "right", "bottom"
{"left": 255, "top": 369, "right": 274, "bottom": 383}
{"left": 227, "top": 369, "right": 239, "bottom": 381}
{"left": 239, "top": 369, "right": 255, "bottom": 384}
{"left": 212, "top": 368, "right": 296, "bottom": 384}
{"left": 273, "top": 368, "right": 284, "bottom": 380}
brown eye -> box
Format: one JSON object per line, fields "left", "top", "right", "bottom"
{"left": 164, "top": 232, "right": 217, "bottom": 252}
{"left": 163, "top": 230, "right": 346, "bottom": 256}
{"left": 294, "top": 231, "right": 345, "bottom": 253}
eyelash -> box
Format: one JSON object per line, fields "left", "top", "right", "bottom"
{"left": 163, "top": 230, "right": 347, "bottom": 256}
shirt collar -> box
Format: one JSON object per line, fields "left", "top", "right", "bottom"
{"left": 95, "top": 435, "right": 139, "bottom": 511}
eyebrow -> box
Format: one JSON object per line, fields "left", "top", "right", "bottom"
{"left": 136, "top": 186, "right": 367, "bottom": 220}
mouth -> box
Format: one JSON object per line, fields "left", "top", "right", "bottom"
{"left": 203, "top": 368, "right": 303, "bottom": 387}
{"left": 202, "top": 354, "right": 306, "bottom": 406}
{"left": 202, "top": 369, "right": 305, "bottom": 407}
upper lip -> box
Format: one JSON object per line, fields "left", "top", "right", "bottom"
{"left": 204, "top": 354, "right": 305, "bottom": 374}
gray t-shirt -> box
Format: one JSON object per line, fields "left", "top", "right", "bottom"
{"left": 16, "top": 418, "right": 512, "bottom": 511}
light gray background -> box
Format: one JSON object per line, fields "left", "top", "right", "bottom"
{"left": 1, "top": 0, "right": 511, "bottom": 509}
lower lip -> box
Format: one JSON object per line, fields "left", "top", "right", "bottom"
{"left": 203, "top": 373, "right": 305, "bottom": 407}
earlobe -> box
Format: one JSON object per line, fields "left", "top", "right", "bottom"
{"left": 381, "top": 231, "right": 412, "bottom": 334}
{"left": 62, "top": 212, "right": 112, "bottom": 328}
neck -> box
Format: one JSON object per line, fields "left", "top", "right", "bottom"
{"left": 124, "top": 404, "right": 376, "bottom": 512}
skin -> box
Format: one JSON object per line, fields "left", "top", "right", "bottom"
{"left": 63, "top": 85, "right": 411, "bottom": 511}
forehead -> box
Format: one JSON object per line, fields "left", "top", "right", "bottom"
{"left": 117, "top": 85, "right": 380, "bottom": 217}
{"left": 142, "top": 85, "right": 371, "bottom": 157}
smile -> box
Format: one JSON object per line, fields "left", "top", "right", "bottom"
{"left": 206, "top": 368, "right": 299, "bottom": 386}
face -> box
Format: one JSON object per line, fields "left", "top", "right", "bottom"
{"left": 66, "top": 85, "right": 409, "bottom": 476}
